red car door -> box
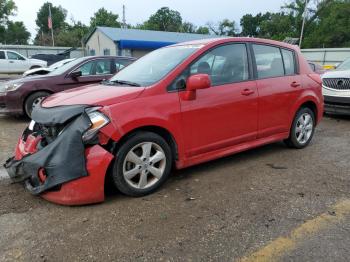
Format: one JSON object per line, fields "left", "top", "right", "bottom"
{"left": 178, "top": 43, "right": 258, "bottom": 158}
{"left": 252, "top": 44, "right": 302, "bottom": 138}
{"left": 57, "top": 58, "right": 114, "bottom": 91}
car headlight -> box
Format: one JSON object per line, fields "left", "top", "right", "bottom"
{"left": 82, "top": 109, "right": 110, "bottom": 141}
{"left": 0, "top": 83, "right": 23, "bottom": 93}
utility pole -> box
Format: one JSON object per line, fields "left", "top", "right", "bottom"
{"left": 122, "top": 5, "right": 126, "bottom": 29}
{"left": 299, "top": 0, "right": 308, "bottom": 48}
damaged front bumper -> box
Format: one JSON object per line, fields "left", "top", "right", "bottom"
{"left": 4, "top": 104, "right": 114, "bottom": 205}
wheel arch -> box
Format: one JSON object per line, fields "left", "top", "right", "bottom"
{"left": 112, "top": 125, "right": 179, "bottom": 162}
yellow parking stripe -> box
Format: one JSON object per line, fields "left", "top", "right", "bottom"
{"left": 238, "top": 199, "right": 350, "bottom": 262}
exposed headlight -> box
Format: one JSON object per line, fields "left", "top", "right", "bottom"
{"left": 0, "top": 83, "right": 23, "bottom": 93}
{"left": 82, "top": 109, "right": 110, "bottom": 141}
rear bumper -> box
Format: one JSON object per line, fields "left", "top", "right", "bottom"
{"left": 324, "top": 95, "right": 350, "bottom": 115}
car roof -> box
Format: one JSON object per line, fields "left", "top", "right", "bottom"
{"left": 82, "top": 55, "right": 136, "bottom": 61}
{"left": 172, "top": 37, "right": 299, "bottom": 51}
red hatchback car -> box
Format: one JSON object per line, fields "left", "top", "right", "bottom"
{"left": 5, "top": 38, "right": 323, "bottom": 205}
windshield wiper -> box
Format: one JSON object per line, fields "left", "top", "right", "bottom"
{"left": 108, "top": 79, "right": 141, "bottom": 87}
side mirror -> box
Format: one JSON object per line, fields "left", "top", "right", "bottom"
{"left": 186, "top": 74, "right": 211, "bottom": 91}
{"left": 180, "top": 74, "right": 211, "bottom": 101}
{"left": 70, "top": 71, "right": 82, "bottom": 79}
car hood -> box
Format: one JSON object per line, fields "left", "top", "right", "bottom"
{"left": 322, "top": 70, "right": 350, "bottom": 79}
{"left": 42, "top": 84, "right": 145, "bottom": 107}
{"left": 24, "top": 67, "right": 51, "bottom": 76}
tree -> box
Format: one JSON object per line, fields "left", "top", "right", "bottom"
{"left": 240, "top": 13, "right": 271, "bottom": 37}
{"left": 56, "top": 21, "right": 89, "bottom": 47}
{"left": 142, "top": 7, "right": 183, "bottom": 32}
{"left": 0, "top": 0, "right": 16, "bottom": 24}
{"left": 303, "top": 0, "right": 350, "bottom": 48}
{"left": 181, "top": 22, "right": 196, "bottom": 33}
{"left": 4, "top": 21, "right": 30, "bottom": 44}
{"left": 196, "top": 26, "right": 210, "bottom": 35}
{"left": 35, "top": 2, "right": 67, "bottom": 33}
{"left": 90, "top": 8, "right": 121, "bottom": 28}
{"left": 207, "top": 19, "right": 237, "bottom": 36}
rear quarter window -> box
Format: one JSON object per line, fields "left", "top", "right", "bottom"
{"left": 281, "top": 49, "right": 296, "bottom": 75}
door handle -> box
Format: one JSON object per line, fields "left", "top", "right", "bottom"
{"left": 9, "top": 61, "right": 14, "bottom": 63}
{"left": 291, "top": 81, "right": 300, "bottom": 88}
{"left": 241, "top": 89, "right": 255, "bottom": 96}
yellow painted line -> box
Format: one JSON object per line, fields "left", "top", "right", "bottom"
{"left": 238, "top": 199, "right": 350, "bottom": 262}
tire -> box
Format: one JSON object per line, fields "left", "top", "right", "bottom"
{"left": 112, "top": 131, "right": 173, "bottom": 197}
{"left": 24, "top": 91, "right": 50, "bottom": 118}
{"left": 284, "top": 107, "right": 315, "bottom": 149}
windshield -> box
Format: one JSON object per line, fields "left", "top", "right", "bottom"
{"left": 48, "top": 57, "right": 89, "bottom": 76}
{"left": 109, "top": 45, "right": 203, "bottom": 86}
{"left": 337, "top": 58, "right": 350, "bottom": 70}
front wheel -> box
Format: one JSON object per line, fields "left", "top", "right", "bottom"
{"left": 112, "top": 132, "right": 173, "bottom": 197}
{"left": 24, "top": 91, "right": 50, "bottom": 118}
{"left": 285, "top": 107, "right": 315, "bottom": 149}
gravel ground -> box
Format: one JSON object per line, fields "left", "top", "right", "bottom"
{"left": 0, "top": 114, "right": 349, "bottom": 262}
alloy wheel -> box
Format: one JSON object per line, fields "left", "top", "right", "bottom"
{"left": 123, "top": 142, "right": 166, "bottom": 189}
{"left": 295, "top": 112, "right": 314, "bottom": 145}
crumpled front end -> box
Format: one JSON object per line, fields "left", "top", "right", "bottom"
{"left": 3, "top": 104, "right": 114, "bottom": 205}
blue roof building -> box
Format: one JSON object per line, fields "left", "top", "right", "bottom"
{"left": 85, "top": 27, "right": 217, "bottom": 58}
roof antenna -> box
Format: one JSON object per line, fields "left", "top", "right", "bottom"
{"left": 122, "top": 5, "right": 126, "bottom": 29}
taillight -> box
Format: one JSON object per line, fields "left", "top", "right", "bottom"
{"left": 308, "top": 74, "right": 322, "bottom": 85}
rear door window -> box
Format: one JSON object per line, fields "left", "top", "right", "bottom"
{"left": 95, "top": 59, "right": 112, "bottom": 75}
{"left": 0, "top": 51, "right": 5, "bottom": 59}
{"left": 253, "top": 44, "right": 284, "bottom": 79}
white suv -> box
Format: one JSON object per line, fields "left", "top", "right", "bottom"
{"left": 322, "top": 57, "right": 350, "bottom": 115}
{"left": 0, "top": 50, "right": 47, "bottom": 74}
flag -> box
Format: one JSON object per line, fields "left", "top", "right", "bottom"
{"left": 48, "top": 5, "right": 53, "bottom": 29}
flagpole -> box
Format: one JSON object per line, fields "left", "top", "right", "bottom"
{"left": 48, "top": 4, "right": 55, "bottom": 46}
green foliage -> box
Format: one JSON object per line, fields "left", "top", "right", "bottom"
{"left": 208, "top": 19, "right": 237, "bottom": 36}
{"left": 182, "top": 22, "right": 196, "bottom": 33}
{"left": 196, "top": 26, "right": 210, "bottom": 35}
{"left": 56, "top": 22, "right": 89, "bottom": 47}
{"left": 90, "top": 8, "right": 121, "bottom": 28}
{"left": 303, "top": 0, "right": 350, "bottom": 48}
{"left": 36, "top": 2, "right": 67, "bottom": 33}
{"left": 0, "top": 0, "right": 30, "bottom": 44}
{"left": 141, "top": 7, "right": 183, "bottom": 32}
{"left": 0, "top": 0, "right": 16, "bottom": 24}
{"left": 4, "top": 21, "right": 30, "bottom": 44}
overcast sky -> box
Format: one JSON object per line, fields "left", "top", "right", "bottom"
{"left": 12, "top": 0, "right": 285, "bottom": 41}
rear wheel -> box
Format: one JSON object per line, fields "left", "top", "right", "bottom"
{"left": 285, "top": 107, "right": 315, "bottom": 149}
{"left": 112, "top": 132, "right": 172, "bottom": 197}
{"left": 24, "top": 91, "right": 50, "bottom": 118}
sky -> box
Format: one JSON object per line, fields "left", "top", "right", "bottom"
{"left": 11, "top": 0, "right": 285, "bottom": 41}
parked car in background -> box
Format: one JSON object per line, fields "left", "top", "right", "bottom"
{"left": 0, "top": 50, "right": 47, "bottom": 74}
{"left": 4, "top": 38, "right": 323, "bottom": 205}
{"left": 322, "top": 57, "right": 350, "bottom": 115}
{"left": 308, "top": 62, "right": 326, "bottom": 75}
{"left": 23, "top": 58, "right": 75, "bottom": 76}
{"left": 0, "top": 56, "right": 135, "bottom": 116}
{"left": 31, "top": 47, "right": 77, "bottom": 66}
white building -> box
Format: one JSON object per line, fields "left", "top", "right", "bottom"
{"left": 85, "top": 27, "right": 218, "bottom": 58}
